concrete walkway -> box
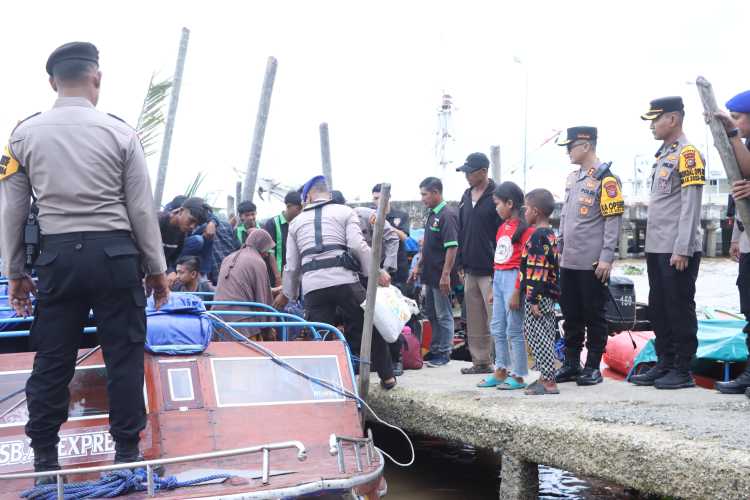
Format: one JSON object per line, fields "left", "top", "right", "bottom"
{"left": 368, "top": 362, "right": 750, "bottom": 500}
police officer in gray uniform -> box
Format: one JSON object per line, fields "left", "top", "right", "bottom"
{"left": 631, "top": 97, "right": 704, "bottom": 390}
{"left": 274, "top": 176, "right": 397, "bottom": 389}
{"left": 0, "top": 42, "right": 169, "bottom": 483}
{"left": 555, "top": 127, "right": 624, "bottom": 385}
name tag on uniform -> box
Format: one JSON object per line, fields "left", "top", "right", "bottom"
{"left": 585, "top": 179, "right": 597, "bottom": 189}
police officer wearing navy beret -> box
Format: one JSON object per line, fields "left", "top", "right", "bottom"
{"left": 0, "top": 42, "right": 169, "bottom": 483}
{"left": 712, "top": 90, "right": 750, "bottom": 397}
{"left": 631, "top": 97, "right": 705, "bottom": 390}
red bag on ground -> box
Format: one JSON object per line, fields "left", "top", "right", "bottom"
{"left": 401, "top": 326, "right": 423, "bottom": 370}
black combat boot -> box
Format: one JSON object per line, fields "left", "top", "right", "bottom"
{"left": 716, "top": 333, "right": 750, "bottom": 393}
{"left": 555, "top": 353, "right": 582, "bottom": 383}
{"left": 114, "top": 439, "right": 142, "bottom": 464}
{"left": 576, "top": 353, "right": 603, "bottom": 385}
{"left": 33, "top": 446, "right": 61, "bottom": 487}
{"left": 654, "top": 356, "right": 695, "bottom": 390}
{"left": 630, "top": 356, "right": 672, "bottom": 386}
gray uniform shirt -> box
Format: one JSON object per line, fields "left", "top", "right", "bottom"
{"left": 283, "top": 198, "right": 373, "bottom": 300}
{"left": 559, "top": 162, "right": 624, "bottom": 270}
{"left": 353, "top": 206, "right": 399, "bottom": 273}
{"left": 645, "top": 134, "right": 704, "bottom": 255}
{"left": 0, "top": 97, "right": 166, "bottom": 278}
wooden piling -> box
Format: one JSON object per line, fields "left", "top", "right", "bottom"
{"left": 242, "top": 57, "right": 278, "bottom": 202}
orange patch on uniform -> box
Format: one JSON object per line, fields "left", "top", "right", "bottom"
{"left": 585, "top": 180, "right": 597, "bottom": 189}
{"left": 579, "top": 206, "right": 589, "bottom": 216}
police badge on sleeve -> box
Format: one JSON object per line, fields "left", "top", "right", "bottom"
{"left": 600, "top": 176, "right": 625, "bottom": 217}
{"left": 0, "top": 145, "right": 20, "bottom": 181}
{"left": 678, "top": 145, "right": 706, "bottom": 187}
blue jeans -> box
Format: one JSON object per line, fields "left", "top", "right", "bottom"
{"left": 490, "top": 269, "right": 528, "bottom": 376}
{"left": 180, "top": 235, "right": 214, "bottom": 276}
{"left": 424, "top": 285, "right": 454, "bottom": 357}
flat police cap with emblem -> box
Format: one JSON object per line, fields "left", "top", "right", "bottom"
{"left": 557, "top": 126, "right": 597, "bottom": 146}
{"left": 46, "top": 42, "right": 99, "bottom": 76}
{"left": 640, "top": 96, "right": 684, "bottom": 120}
{"left": 726, "top": 90, "right": 750, "bottom": 114}
{"left": 456, "top": 152, "right": 490, "bottom": 173}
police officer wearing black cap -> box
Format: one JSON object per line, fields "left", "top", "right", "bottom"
{"left": 631, "top": 97, "right": 705, "bottom": 390}
{"left": 555, "top": 127, "right": 624, "bottom": 385}
{"left": 0, "top": 42, "right": 169, "bottom": 483}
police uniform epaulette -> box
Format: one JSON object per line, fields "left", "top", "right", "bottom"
{"left": 11, "top": 112, "right": 41, "bottom": 134}
{"left": 592, "top": 161, "right": 613, "bottom": 180}
{"left": 107, "top": 113, "right": 135, "bottom": 129}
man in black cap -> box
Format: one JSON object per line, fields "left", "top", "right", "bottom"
{"left": 456, "top": 152, "right": 501, "bottom": 374}
{"left": 0, "top": 42, "right": 169, "bottom": 483}
{"left": 631, "top": 97, "right": 704, "bottom": 390}
{"left": 555, "top": 127, "right": 624, "bottom": 385}
{"left": 158, "top": 197, "right": 211, "bottom": 286}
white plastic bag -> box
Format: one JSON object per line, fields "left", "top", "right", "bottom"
{"left": 360, "top": 285, "right": 413, "bottom": 343}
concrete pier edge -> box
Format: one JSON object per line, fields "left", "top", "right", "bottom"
{"left": 367, "top": 364, "right": 750, "bottom": 500}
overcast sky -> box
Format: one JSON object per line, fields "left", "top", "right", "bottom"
{"left": 3, "top": 0, "right": 749, "bottom": 216}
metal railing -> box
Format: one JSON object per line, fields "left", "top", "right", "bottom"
{"left": 0, "top": 440, "right": 307, "bottom": 499}
{"left": 328, "top": 430, "right": 376, "bottom": 474}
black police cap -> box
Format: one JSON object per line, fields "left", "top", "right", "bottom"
{"left": 557, "top": 126, "right": 597, "bottom": 146}
{"left": 46, "top": 42, "right": 99, "bottom": 76}
{"left": 456, "top": 152, "right": 490, "bottom": 173}
{"left": 641, "top": 96, "right": 684, "bottom": 120}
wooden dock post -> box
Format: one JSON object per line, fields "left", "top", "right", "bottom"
{"left": 320, "top": 123, "right": 333, "bottom": 189}
{"left": 153, "top": 27, "right": 190, "bottom": 208}
{"left": 490, "top": 145, "right": 501, "bottom": 183}
{"left": 226, "top": 195, "right": 235, "bottom": 217}
{"left": 695, "top": 76, "right": 750, "bottom": 224}
{"left": 242, "top": 56, "right": 278, "bottom": 202}
{"left": 358, "top": 183, "right": 391, "bottom": 409}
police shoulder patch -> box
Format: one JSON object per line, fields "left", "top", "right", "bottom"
{"left": 0, "top": 145, "right": 21, "bottom": 181}
{"left": 600, "top": 175, "right": 624, "bottom": 217}
{"left": 678, "top": 145, "right": 705, "bottom": 188}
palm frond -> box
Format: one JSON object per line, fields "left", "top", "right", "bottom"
{"left": 136, "top": 73, "right": 173, "bottom": 158}
{"left": 184, "top": 172, "right": 207, "bottom": 198}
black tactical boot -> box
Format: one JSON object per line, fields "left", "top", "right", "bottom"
{"left": 555, "top": 355, "right": 582, "bottom": 383}
{"left": 655, "top": 357, "right": 695, "bottom": 390}
{"left": 114, "top": 440, "right": 142, "bottom": 464}
{"left": 630, "top": 357, "right": 672, "bottom": 386}
{"left": 715, "top": 367, "right": 750, "bottom": 394}
{"left": 33, "top": 446, "right": 61, "bottom": 486}
{"left": 576, "top": 367, "right": 603, "bottom": 386}
{"left": 719, "top": 332, "right": 750, "bottom": 393}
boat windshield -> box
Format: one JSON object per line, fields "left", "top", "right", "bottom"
{"left": 211, "top": 355, "right": 346, "bottom": 407}
{"left": 0, "top": 366, "right": 109, "bottom": 428}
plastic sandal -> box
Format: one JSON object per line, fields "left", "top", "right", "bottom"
{"left": 476, "top": 374, "right": 503, "bottom": 388}
{"left": 524, "top": 379, "right": 560, "bottom": 395}
{"left": 497, "top": 378, "right": 527, "bottom": 390}
{"left": 380, "top": 378, "right": 397, "bottom": 391}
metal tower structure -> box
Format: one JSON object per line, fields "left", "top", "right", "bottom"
{"left": 435, "top": 93, "right": 455, "bottom": 173}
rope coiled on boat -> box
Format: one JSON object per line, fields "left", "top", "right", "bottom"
{"left": 20, "top": 468, "right": 233, "bottom": 499}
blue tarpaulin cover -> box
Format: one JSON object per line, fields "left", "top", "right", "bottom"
{"left": 634, "top": 319, "right": 749, "bottom": 368}
{"left": 145, "top": 293, "right": 213, "bottom": 355}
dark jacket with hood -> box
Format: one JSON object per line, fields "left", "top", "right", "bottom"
{"left": 457, "top": 179, "right": 502, "bottom": 276}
